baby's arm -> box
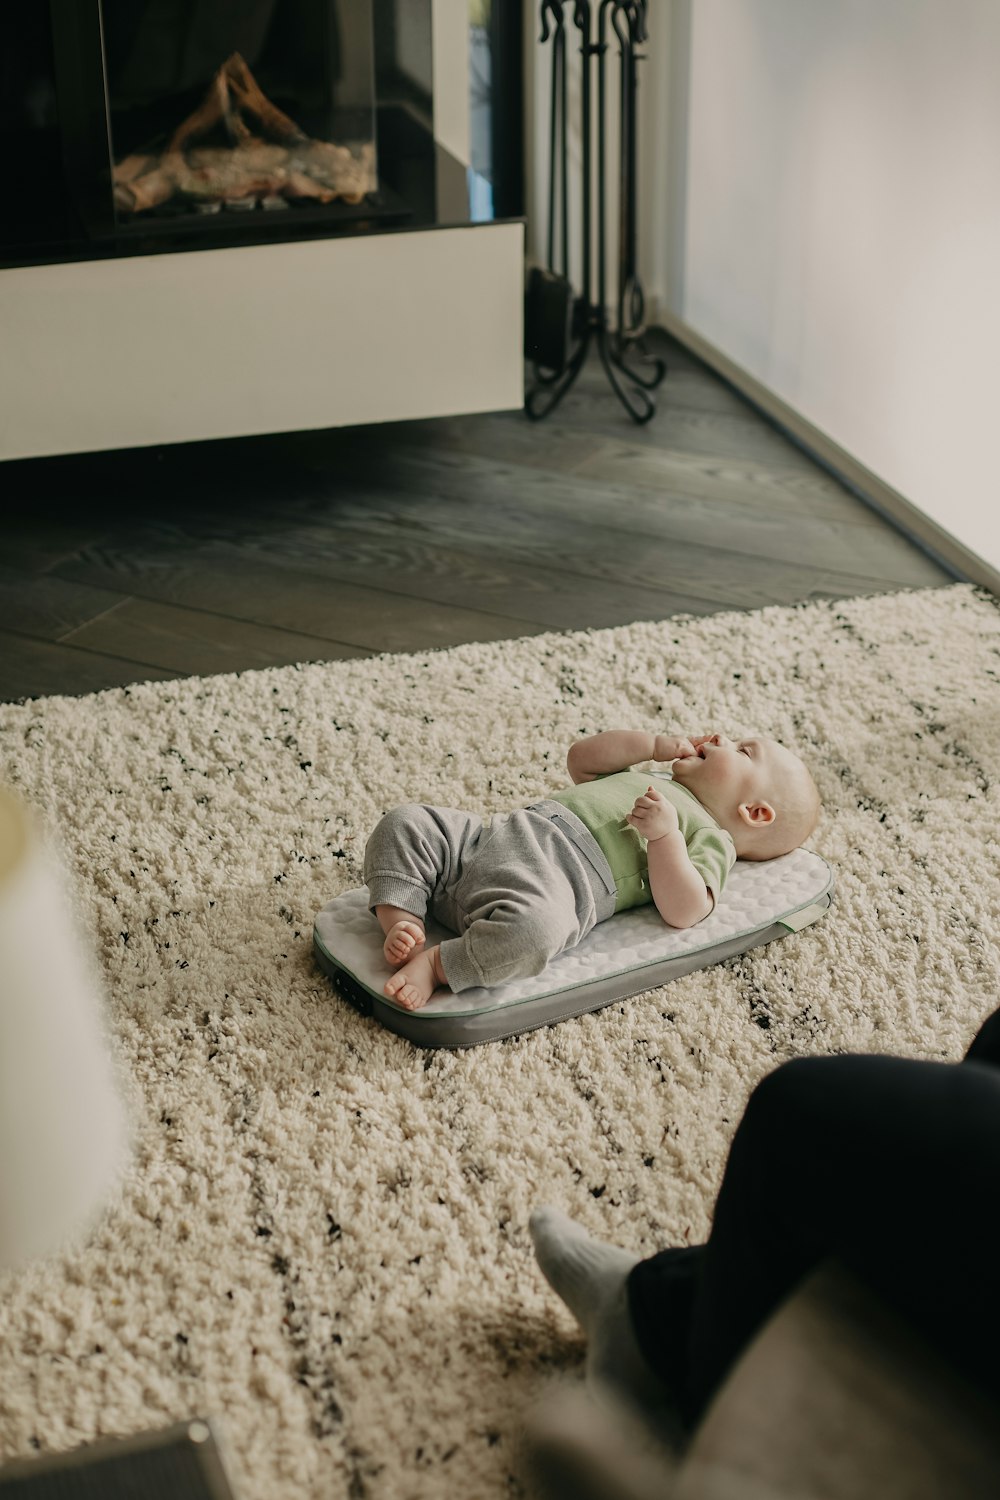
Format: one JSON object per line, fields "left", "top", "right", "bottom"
{"left": 567, "top": 730, "right": 696, "bottom": 784}
{"left": 627, "top": 787, "right": 714, "bottom": 928}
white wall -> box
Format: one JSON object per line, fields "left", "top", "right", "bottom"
{"left": 664, "top": 0, "right": 1000, "bottom": 573}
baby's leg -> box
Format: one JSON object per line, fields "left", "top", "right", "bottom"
{"left": 385, "top": 892, "right": 579, "bottom": 1010}
{"left": 378, "top": 889, "right": 570, "bottom": 1010}
{"left": 364, "top": 803, "right": 483, "bottom": 1004}
{"left": 375, "top": 904, "right": 426, "bottom": 968}
{"left": 433, "top": 808, "right": 605, "bottom": 998}
{"left": 438, "top": 904, "right": 565, "bottom": 993}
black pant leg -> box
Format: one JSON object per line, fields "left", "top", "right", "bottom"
{"left": 628, "top": 1052, "right": 1000, "bottom": 1424}
{"left": 964, "top": 1006, "right": 1000, "bottom": 1065}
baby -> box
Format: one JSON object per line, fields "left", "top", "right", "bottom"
{"left": 363, "top": 729, "right": 820, "bottom": 1011}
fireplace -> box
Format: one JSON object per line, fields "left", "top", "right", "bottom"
{"left": 49, "top": 0, "right": 411, "bottom": 243}
{"left": 0, "top": 4, "right": 525, "bottom": 460}
{"left": 5, "top": 1, "right": 523, "bottom": 262}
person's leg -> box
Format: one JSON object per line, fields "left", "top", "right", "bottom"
{"left": 379, "top": 806, "right": 614, "bottom": 1008}
{"left": 962, "top": 1004, "right": 1000, "bottom": 1064}
{"left": 530, "top": 1206, "right": 691, "bottom": 1424}
{"left": 628, "top": 1052, "right": 1000, "bottom": 1424}
{"left": 437, "top": 899, "right": 567, "bottom": 992}
{"left": 433, "top": 808, "right": 611, "bottom": 994}
{"left": 363, "top": 804, "right": 481, "bottom": 1004}
{"left": 365, "top": 805, "right": 585, "bottom": 1010}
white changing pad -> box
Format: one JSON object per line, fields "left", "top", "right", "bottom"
{"left": 313, "top": 847, "right": 834, "bottom": 1047}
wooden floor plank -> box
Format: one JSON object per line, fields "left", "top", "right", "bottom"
{"left": 58, "top": 502, "right": 942, "bottom": 625}
{"left": 60, "top": 598, "right": 377, "bottom": 676}
{"left": 0, "top": 517, "right": 115, "bottom": 576}
{"left": 70, "top": 430, "right": 939, "bottom": 591}
{"left": 0, "top": 329, "right": 958, "bottom": 701}
{"left": 568, "top": 439, "right": 884, "bottom": 523}
{"left": 284, "top": 421, "right": 907, "bottom": 535}
{"left": 339, "top": 391, "right": 813, "bottom": 477}
{"left": 370, "top": 411, "right": 613, "bottom": 475}
{"left": 0, "top": 630, "right": 180, "bottom": 702}
{"left": 0, "top": 565, "right": 128, "bottom": 640}
{"left": 54, "top": 536, "right": 717, "bottom": 634}
{"left": 54, "top": 557, "right": 551, "bottom": 656}
{"left": 137, "top": 451, "right": 940, "bottom": 597}
{"left": 384, "top": 392, "right": 833, "bottom": 477}
{"left": 305, "top": 441, "right": 942, "bottom": 582}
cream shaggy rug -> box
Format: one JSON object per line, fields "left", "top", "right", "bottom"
{"left": 1, "top": 581, "right": 999, "bottom": 1499}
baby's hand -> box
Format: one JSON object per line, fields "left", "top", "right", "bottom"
{"left": 627, "top": 786, "right": 680, "bottom": 842}
{"left": 654, "top": 734, "right": 697, "bottom": 762}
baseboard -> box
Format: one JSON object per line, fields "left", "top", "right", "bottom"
{"left": 653, "top": 307, "right": 1000, "bottom": 596}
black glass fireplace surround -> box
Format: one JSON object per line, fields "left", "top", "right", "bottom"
{"left": 57, "top": 0, "right": 387, "bottom": 239}
{"left": 1, "top": 1, "right": 523, "bottom": 268}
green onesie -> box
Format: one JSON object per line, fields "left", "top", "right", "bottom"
{"left": 548, "top": 770, "right": 736, "bottom": 913}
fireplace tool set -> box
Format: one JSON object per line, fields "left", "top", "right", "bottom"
{"left": 525, "top": 0, "right": 665, "bottom": 424}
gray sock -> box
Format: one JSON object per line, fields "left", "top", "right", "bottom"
{"left": 530, "top": 1206, "right": 675, "bottom": 1418}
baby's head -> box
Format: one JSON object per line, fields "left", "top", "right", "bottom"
{"left": 671, "top": 733, "right": 820, "bottom": 860}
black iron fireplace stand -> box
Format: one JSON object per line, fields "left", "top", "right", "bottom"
{"left": 526, "top": 0, "right": 665, "bottom": 425}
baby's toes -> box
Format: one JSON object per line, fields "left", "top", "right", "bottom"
{"left": 383, "top": 925, "right": 419, "bottom": 966}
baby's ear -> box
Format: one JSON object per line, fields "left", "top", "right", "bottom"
{"left": 739, "top": 800, "right": 776, "bottom": 828}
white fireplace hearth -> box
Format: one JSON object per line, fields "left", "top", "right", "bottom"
{"left": 0, "top": 220, "right": 523, "bottom": 461}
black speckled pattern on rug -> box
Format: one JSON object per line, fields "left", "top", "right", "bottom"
{"left": 1, "top": 583, "right": 998, "bottom": 1499}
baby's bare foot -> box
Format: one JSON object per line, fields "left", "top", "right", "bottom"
{"left": 383, "top": 945, "right": 446, "bottom": 1011}
{"left": 383, "top": 919, "right": 426, "bottom": 968}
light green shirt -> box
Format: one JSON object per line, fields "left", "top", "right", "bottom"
{"left": 548, "top": 770, "right": 737, "bottom": 913}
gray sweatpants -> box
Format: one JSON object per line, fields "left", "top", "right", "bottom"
{"left": 363, "top": 800, "right": 618, "bottom": 992}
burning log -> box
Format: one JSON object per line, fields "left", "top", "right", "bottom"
{"left": 112, "top": 52, "right": 374, "bottom": 216}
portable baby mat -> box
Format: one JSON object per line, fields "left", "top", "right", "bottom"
{"left": 313, "top": 847, "right": 834, "bottom": 1047}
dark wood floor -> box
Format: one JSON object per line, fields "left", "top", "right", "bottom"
{"left": 0, "top": 331, "right": 954, "bottom": 703}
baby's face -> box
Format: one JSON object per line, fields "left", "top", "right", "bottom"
{"left": 671, "top": 733, "right": 796, "bottom": 818}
